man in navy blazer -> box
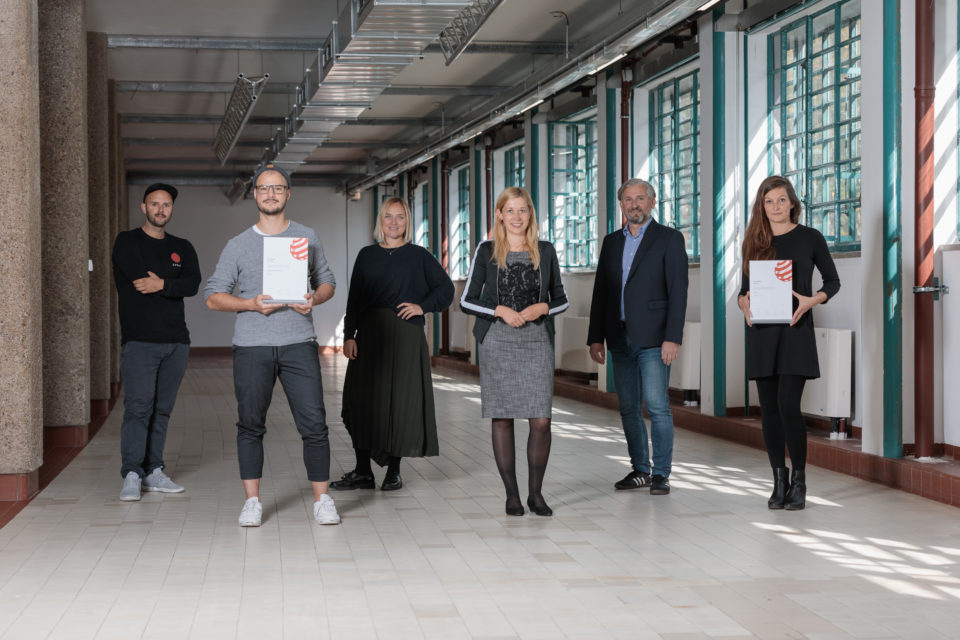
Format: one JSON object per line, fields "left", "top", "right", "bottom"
{"left": 588, "top": 178, "right": 688, "bottom": 495}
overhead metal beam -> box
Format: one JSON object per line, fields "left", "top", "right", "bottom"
{"left": 123, "top": 137, "right": 414, "bottom": 149}
{"left": 125, "top": 171, "right": 357, "bottom": 186}
{"left": 107, "top": 34, "right": 566, "bottom": 55}
{"left": 123, "top": 113, "right": 444, "bottom": 127}
{"left": 124, "top": 157, "right": 363, "bottom": 167}
{"left": 116, "top": 81, "right": 505, "bottom": 96}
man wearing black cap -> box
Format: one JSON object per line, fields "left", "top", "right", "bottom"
{"left": 112, "top": 183, "right": 201, "bottom": 501}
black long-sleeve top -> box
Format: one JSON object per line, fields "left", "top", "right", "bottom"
{"left": 343, "top": 242, "right": 454, "bottom": 340}
{"left": 112, "top": 228, "right": 201, "bottom": 344}
{"left": 738, "top": 224, "right": 840, "bottom": 379}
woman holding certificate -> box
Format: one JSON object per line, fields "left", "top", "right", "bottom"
{"left": 334, "top": 197, "right": 454, "bottom": 492}
{"left": 460, "top": 187, "right": 569, "bottom": 517}
{"left": 737, "top": 175, "right": 840, "bottom": 511}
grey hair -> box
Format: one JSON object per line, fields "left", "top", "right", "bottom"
{"left": 617, "top": 178, "right": 656, "bottom": 202}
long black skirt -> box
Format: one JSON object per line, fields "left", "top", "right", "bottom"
{"left": 341, "top": 308, "right": 439, "bottom": 466}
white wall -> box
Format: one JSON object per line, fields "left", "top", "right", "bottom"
{"left": 126, "top": 185, "right": 373, "bottom": 348}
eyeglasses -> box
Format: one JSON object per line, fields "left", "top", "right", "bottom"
{"left": 255, "top": 184, "right": 288, "bottom": 194}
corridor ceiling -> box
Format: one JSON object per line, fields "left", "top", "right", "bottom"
{"left": 87, "top": 0, "right": 716, "bottom": 197}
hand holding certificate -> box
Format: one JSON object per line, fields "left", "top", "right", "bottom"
{"left": 262, "top": 236, "right": 309, "bottom": 304}
{"left": 749, "top": 259, "right": 793, "bottom": 324}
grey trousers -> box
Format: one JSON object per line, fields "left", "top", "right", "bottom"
{"left": 120, "top": 341, "right": 190, "bottom": 478}
{"left": 232, "top": 341, "right": 331, "bottom": 483}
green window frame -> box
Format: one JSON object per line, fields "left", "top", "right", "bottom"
{"left": 768, "top": 0, "right": 861, "bottom": 250}
{"left": 649, "top": 69, "right": 701, "bottom": 259}
{"left": 504, "top": 144, "right": 525, "bottom": 189}
{"left": 451, "top": 166, "right": 471, "bottom": 279}
{"left": 416, "top": 182, "right": 430, "bottom": 250}
{"left": 548, "top": 113, "right": 599, "bottom": 269}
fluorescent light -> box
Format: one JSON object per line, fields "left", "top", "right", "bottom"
{"left": 698, "top": 0, "right": 722, "bottom": 11}
{"left": 595, "top": 52, "right": 627, "bottom": 73}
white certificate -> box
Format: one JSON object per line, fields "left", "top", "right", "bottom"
{"left": 749, "top": 259, "right": 793, "bottom": 324}
{"left": 262, "top": 236, "right": 309, "bottom": 304}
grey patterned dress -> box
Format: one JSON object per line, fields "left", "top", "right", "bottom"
{"left": 478, "top": 251, "right": 554, "bottom": 418}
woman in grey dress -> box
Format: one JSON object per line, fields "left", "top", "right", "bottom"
{"left": 460, "top": 187, "right": 569, "bottom": 516}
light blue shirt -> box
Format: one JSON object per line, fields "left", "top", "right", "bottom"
{"left": 620, "top": 218, "right": 652, "bottom": 321}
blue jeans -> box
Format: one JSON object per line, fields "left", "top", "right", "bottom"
{"left": 232, "top": 341, "right": 331, "bottom": 483}
{"left": 120, "top": 341, "right": 190, "bottom": 478}
{"left": 609, "top": 335, "right": 674, "bottom": 478}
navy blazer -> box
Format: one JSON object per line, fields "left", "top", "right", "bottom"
{"left": 587, "top": 220, "right": 689, "bottom": 349}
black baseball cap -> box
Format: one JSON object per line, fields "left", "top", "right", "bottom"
{"left": 252, "top": 163, "right": 291, "bottom": 187}
{"left": 142, "top": 183, "right": 179, "bottom": 202}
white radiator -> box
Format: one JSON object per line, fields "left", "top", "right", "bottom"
{"left": 669, "top": 322, "right": 700, "bottom": 391}
{"left": 943, "top": 249, "right": 960, "bottom": 447}
{"left": 801, "top": 327, "right": 853, "bottom": 419}
{"left": 450, "top": 309, "right": 468, "bottom": 351}
{"left": 553, "top": 316, "right": 597, "bottom": 374}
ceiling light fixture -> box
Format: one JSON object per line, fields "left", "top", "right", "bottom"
{"left": 213, "top": 73, "right": 269, "bottom": 165}
{"left": 438, "top": 0, "right": 505, "bottom": 66}
{"left": 697, "top": 0, "right": 722, "bottom": 11}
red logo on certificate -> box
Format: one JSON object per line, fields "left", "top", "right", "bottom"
{"left": 289, "top": 237, "right": 308, "bottom": 261}
{"left": 171, "top": 252, "right": 181, "bottom": 264}
{"left": 774, "top": 260, "right": 792, "bottom": 282}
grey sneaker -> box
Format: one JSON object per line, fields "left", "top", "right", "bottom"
{"left": 119, "top": 472, "right": 141, "bottom": 501}
{"left": 239, "top": 497, "right": 262, "bottom": 527}
{"left": 313, "top": 494, "right": 341, "bottom": 525}
{"left": 143, "top": 468, "right": 185, "bottom": 493}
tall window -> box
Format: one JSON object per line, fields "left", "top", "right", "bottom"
{"left": 450, "top": 166, "right": 471, "bottom": 279}
{"left": 549, "top": 114, "right": 598, "bottom": 268}
{"left": 415, "top": 182, "right": 430, "bottom": 250}
{"left": 768, "top": 0, "right": 861, "bottom": 250}
{"left": 649, "top": 69, "right": 700, "bottom": 258}
{"left": 504, "top": 144, "right": 525, "bottom": 190}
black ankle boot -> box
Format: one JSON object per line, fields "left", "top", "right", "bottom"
{"left": 784, "top": 469, "right": 806, "bottom": 510}
{"left": 768, "top": 467, "right": 789, "bottom": 509}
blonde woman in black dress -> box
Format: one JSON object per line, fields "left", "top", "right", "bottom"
{"left": 737, "top": 176, "right": 840, "bottom": 510}
{"left": 335, "top": 197, "right": 453, "bottom": 491}
{"left": 460, "top": 187, "right": 569, "bottom": 516}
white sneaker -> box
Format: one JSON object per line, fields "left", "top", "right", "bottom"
{"left": 313, "top": 494, "right": 341, "bottom": 525}
{"left": 239, "top": 497, "right": 262, "bottom": 527}
{"left": 142, "top": 468, "right": 185, "bottom": 493}
{"left": 119, "top": 472, "right": 141, "bottom": 501}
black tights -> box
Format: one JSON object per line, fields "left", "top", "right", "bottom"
{"left": 755, "top": 374, "right": 807, "bottom": 470}
{"left": 353, "top": 449, "right": 400, "bottom": 475}
{"left": 491, "top": 418, "right": 551, "bottom": 510}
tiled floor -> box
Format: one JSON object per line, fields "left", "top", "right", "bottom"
{"left": 2, "top": 355, "right": 960, "bottom": 639}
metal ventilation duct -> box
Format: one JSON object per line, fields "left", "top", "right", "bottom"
{"left": 266, "top": 0, "right": 474, "bottom": 173}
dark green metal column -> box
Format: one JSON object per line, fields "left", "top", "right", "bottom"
{"left": 530, "top": 112, "right": 540, "bottom": 217}
{"left": 712, "top": 8, "right": 727, "bottom": 417}
{"left": 604, "top": 81, "right": 618, "bottom": 392}
{"left": 883, "top": 0, "right": 903, "bottom": 457}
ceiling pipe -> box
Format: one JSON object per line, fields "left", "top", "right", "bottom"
{"left": 913, "top": 0, "right": 935, "bottom": 458}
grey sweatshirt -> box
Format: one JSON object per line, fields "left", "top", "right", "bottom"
{"left": 204, "top": 221, "right": 336, "bottom": 347}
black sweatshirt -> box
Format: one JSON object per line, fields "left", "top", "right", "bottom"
{"left": 112, "top": 228, "right": 201, "bottom": 344}
{"left": 343, "top": 242, "right": 454, "bottom": 340}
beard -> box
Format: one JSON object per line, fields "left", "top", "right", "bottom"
{"left": 146, "top": 212, "right": 169, "bottom": 227}
{"left": 624, "top": 208, "right": 649, "bottom": 226}
{"left": 257, "top": 201, "right": 284, "bottom": 216}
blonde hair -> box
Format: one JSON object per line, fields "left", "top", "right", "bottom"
{"left": 374, "top": 196, "right": 414, "bottom": 243}
{"left": 492, "top": 187, "right": 540, "bottom": 269}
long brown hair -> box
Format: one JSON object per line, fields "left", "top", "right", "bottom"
{"left": 492, "top": 186, "right": 540, "bottom": 269}
{"left": 741, "top": 175, "right": 802, "bottom": 274}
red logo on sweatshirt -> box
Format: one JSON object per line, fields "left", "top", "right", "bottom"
{"left": 289, "top": 237, "right": 308, "bottom": 261}
{"left": 171, "top": 252, "right": 181, "bottom": 264}
{"left": 775, "top": 260, "right": 792, "bottom": 282}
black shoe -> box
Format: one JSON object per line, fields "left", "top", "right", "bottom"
{"left": 381, "top": 470, "right": 402, "bottom": 491}
{"left": 768, "top": 467, "right": 789, "bottom": 509}
{"left": 784, "top": 469, "right": 806, "bottom": 510}
{"left": 505, "top": 498, "right": 524, "bottom": 516}
{"left": 614, "top": 470, "right": 651, "bottom": 490}
{"left": 526, "top": 494, "right": 553, "bottom": 517}
{"left": 329, "top": 470, "right": 375, "bottom": 490}
{"left": 650, "top": 475, "right": 670, "bottom": 495}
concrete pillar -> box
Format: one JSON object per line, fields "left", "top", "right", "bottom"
{"left": 0, "top": 0, "right": 44, "bottom": 499}
{"left": 39, "top": 0, "right": 91, "bottom": 444}
{"left": 88, "top": 31, "right": 110, "bottom": 417}
{"left": 108, "top": 80, "right": 121, "bottom": 398}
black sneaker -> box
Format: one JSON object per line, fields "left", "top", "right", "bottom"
{"left": 614, "top": 470, "right": 651, "bottom": 490}
{"left": 650, "top": 475, "right": 670, "bottom": 495}
{"left": 329, "top": 470, "right": 375, "bottom": 490}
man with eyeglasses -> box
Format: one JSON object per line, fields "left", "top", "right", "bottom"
{"left": 204, "top": 164, "right": 341, "bottom": 527}
{"left": 113, "top": 183, "right": 201, "bottom": 501}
